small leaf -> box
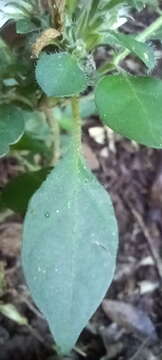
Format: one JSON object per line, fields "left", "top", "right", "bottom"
{"left": 35, "top": 53, "right": 88, "bottom": 97}
{"left": 16, "top": 18, "right": 37, "bottom": 34}
{"left": 12, "top": 110, "right": 52, "bottom": 157}
{"left": 104, "top": 31, "right": 156, "bottom": 70}
{"left": 0, "top": 104, "right": 25, "bottom": 157}
{"left": 2, "top": 168, "right": 51, "bottom": 214}
{"left": 12, "top": 110, "right": 53, "bottom": 152}
{"left": 95, "top": 75, "right": 162, "bottom": 148}
{"left": 22, "top": 148, "right": 118, "bottom": 354}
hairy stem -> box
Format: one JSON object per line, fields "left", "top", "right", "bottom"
{"left": 71, "top": 97, "right": 82, "bottom": 155}
{"left": 99, "top": 15, "right": 162, "bottom": 74}
{"left": 45, "top": 108, "right": 60, "bottom": 166}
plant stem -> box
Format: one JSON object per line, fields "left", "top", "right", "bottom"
{"left": 99, "top": 15, "right": 162, "bottom": 74}
{"left": 0, "top": 93, "right": 33, "bottom": 109}
{"left": 38, "top": 0, "right": 43, "bottom": 14}
{"left": 11, "top": 151, "right": 38, "bottom": 171}
{"left": 9, "top": 95, "right": 33, "bottom": 109}
{"left": 71, "top": 97, "right": 82, "bottom": 155}
{"left": 48, "top": 0, "right": 55, "bottom": 26}
{"left": 45, "top": 108, "right": 60, "bottom": 166}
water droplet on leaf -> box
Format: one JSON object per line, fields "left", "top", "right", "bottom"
{"left": 45, "top": 212, "right": 50, "bottom": 218}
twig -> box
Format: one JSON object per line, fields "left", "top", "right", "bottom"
{"left": 129, "top": 205, "right": 162, "bottom": 280}
{"left": 74, "top": 346, "right": 87, "bottom": 357}
{"left": 27, "top": 323, "right": 52, "bottom": 349}
{"left": 0, "top": 210, "right": 14, "bottom": 224}
{"left": 129, "top": 336, "right": 152, "bottom": 360}
{"left": 20, "top": 294, "right": 44, "bottom": 319}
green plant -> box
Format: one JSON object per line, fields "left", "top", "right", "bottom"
{"left": 0, "top": 0, "right": 162, "bottom": 355}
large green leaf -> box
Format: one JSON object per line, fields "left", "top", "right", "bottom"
{"left": 0, "top": 105, "right": 25, "bottom": 157}
{"left": 95, "top": 75, "right": 162, "bottom": 148}
{"left": 35, "top": 53, "right": 88, "bottom": 97}
{"left": 22, "top": 148, "right": 118, "bottom": 354}
{"left": 1, "top": 168, "right": 51, "bottom": 214}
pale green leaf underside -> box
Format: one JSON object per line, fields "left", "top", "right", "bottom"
{"left": 35, "top": 53, "right": 88, "bottom": 97}
{"left": 0, "top": 105, "right": 25, "bottom": 157}
{"left": 104, "top": 31, "right": 156, "bottom": 70}
{"left": 95, "top": 75, "right": 162, "bottom": 148}
{"left": 22, "top": 148, "right": 118, "bottom": 354}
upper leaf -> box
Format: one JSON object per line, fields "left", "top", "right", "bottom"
{"left": 100, "top": 0, "right": 128, "bottom": 10}
{"left": 35, "top": 53, "right": 88, "bottom": 97}
{"left": 22, "top": 148, "right": 118, "bottom": 354}
{"left": 104, "top": 31, "right": 156, "bottom": 70}
{"left": 101, "top": 0, "right": 158, "bottom": 10}
{"left": 95, "top": 74, "right": 162, "bottom": 148}
{"left": 0, "top": 104, "right": 25, "bottom": 157}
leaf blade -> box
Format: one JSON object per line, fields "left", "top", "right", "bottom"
{"left": 0, "top": 104, "right": 25, "bottom": 157}
{"left": 95, "top": 74, "right": 162, "bottom": 148}
{"left": 104, "top": 31, "right": 156, "bottom": 70}
{"left": 35, "top": 53, "right": 88, "bottom": 97}
{"left": 22, "top": 148, "right": 118, "bottom": 353}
